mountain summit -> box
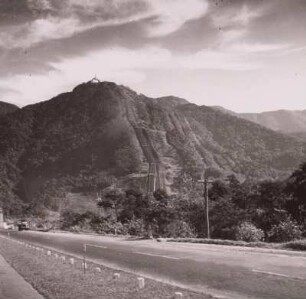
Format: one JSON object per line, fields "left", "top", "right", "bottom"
{"left": 0, "top": 81, "right": 305, "bottom": 211}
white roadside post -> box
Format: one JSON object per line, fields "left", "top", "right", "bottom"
{"left": 82, "top": 262, "right": 88, "bottom": 271}
{"left": 113, "top": 273, "right": 120, "bottom": 280}
{"left": 47, "top": 250, "right": 51, "bottom": 256}
{"left": 83, "top": 244, "right": 87, "bottom": 274}
{"left": 137, "top": 277, "right": 145, "bottom": 289}
{"left": 69, "top": 258, "right": 75, "bottom": 266}
{"left": 174, "top": 292, "right": 183, "bottom": 299}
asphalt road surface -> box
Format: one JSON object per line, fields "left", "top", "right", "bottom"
{"left": 1, "top": 230, "right": 306, "bottom": 299}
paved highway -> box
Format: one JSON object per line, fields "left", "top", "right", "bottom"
{"left": 1, "top": 230, "right": 306, "bottom": 299}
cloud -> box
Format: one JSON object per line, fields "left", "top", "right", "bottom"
{"left": 211, "top": 3, "right": 266, "bottom": 48}
{"left": 51, "top": 46, "right": 261, "bottom": 74}
{"left": 227, "top": 43, "right": 290, "bottom": 53}
{"left": 178, "top": 50, "right": 259, "bottom": 71}
{"left": 0, "top": 45, "right": 261, "bottom": 105}
{"left": 3, "top": 17, "right": 82, "bottom": 49}
{"left": 62, "top": 0, "right": 209, "bottom": 36}
{"left": 27, "top": 0, "right": 54, "bottom": 11}
{"left": 146, "top": 0, "right": 209, "bottom": 36}
{"left": 219, "top": 29, "right": 247, "bottom": 45}
{"left": 211, "top": 3, "right": 262, "bottom": 29}
{"left": 0, "top": 0, "right": 209, "bottom": 49}
{"left": 0, "top": 86, "right": 21, "bottom": 96}
{"left": 0, "top": 0, "right": 148, "bottom": 49}
{"left": 277, "top": 45, "right": 306, "bottom": 56}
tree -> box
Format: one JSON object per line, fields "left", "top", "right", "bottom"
{"left": 97, "top": 189, "right": 124, "bottom": 221}
{"left": 286, "top": 161, "right": 306, "bottom": 223}
{"left": 143, "top": 189, "right": 176, "bottom": 237}
{"left": 248, "top": 180, "right": 289, "bottom": 236}
{"left": 119, "top": 189, "right": 148, "bottom": 222}
{"left": 210, "top": 197, "right": 247, "bottom": 240}
{"left": 227, "top": 175, "right": 248, "bottom": 209}
{"left": 209, "top": 180, "right": 229, "bottom": 201}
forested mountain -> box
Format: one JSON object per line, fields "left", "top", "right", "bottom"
{"left": 0, "top": 101, "right": 19, "bottom": 116}
{"left": 240, "top": 110, "right": 306, "bottom": 134}
{"left": 0, "top": 81, "right": 305, "bottom": 214}
{"left": 212, "top": 106, "right": 306, "bottom": 134}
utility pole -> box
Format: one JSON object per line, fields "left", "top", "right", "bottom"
{"left": 198, "top": 177, "right": 213, "bottom": 239}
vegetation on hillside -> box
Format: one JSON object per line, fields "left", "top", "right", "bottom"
{"left": 0, "top": 101, "right": 19, "bottom": 116}
{"left": 60, "top": 161, "right": 306, "bottom": 243}
{"left": 0, "top": 81, "right": 305, "bottom": 240}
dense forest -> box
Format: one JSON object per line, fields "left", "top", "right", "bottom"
{"left": 60, "top": 161, "right": 306, "bottom": 243}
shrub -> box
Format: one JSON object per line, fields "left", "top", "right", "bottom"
{"left": 95, "top": 220, "right": 128, "bottom": 235}
{"left": 165, "top": 220, "right": 197, "bottom": 238}
{"left": 123, "top": 219, "right": 146, "bottom": 236}
{"left": 268, "top": 219, "right": 303, "bottom": 242}
{"left": 283, "top": 240, "right": 306, "bottom": 251}
{"left": 235, "top": 222, "right": 264, "bottom": 242}
{"left": 60, "top": 211, "right": 83, "bottom": 229}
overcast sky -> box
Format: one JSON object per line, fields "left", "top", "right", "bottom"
{"left": 0, "top": 0, "right": 305, "bottom": 112}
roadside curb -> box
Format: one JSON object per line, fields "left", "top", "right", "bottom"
{"left": 0, "top": 252, "right": 43, "bottom": 299}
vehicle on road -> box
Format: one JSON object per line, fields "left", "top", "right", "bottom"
{"left": 17, "top": 220, "right": 29, "bottom": 231}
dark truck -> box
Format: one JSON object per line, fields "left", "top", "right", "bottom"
{"left": 17, "top": 220, "right": 30, "bottom": 231}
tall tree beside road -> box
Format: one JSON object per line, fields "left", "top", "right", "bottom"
{"left": 286, "top": 161, "right": 306, "bottom": 224}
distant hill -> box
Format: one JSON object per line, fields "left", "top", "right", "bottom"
{"left": 0, "top": 81, "right": 305, "bottom": 214}
{"left": 212, "top": 106, "right": 306, "bottom": 134}
{"left": 240, "top": 110, "right": 306, "bottom": 134}
{"left": 0, "top": 101, "right": 19, "bottom": 116}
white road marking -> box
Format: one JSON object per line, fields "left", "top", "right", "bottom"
{"left": 85, "top": 244, "right": 107, "bottom": 249}
{"left": 252, "top": 269, "right": 305, "bottom": 280}
{"left": 134, "top": 251, "right": 180, "bottom": 260}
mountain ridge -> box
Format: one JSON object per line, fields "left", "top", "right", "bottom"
{"left": 0, "top": 81, "right": 305, "bottom": 213}
{"left": 212, "top": 105, "right": 306, "bottom": 134}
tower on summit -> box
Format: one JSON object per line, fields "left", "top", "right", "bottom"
{"left": 90, "top": 75, "right": 101, "bottom": 83}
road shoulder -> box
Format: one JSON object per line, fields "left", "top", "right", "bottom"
{"left": 0, "top": 253, "right": 43, "bottom": 299}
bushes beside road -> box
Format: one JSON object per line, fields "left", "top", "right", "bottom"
{"left": 283, "top": 240, "right": 306, "bottom": 251}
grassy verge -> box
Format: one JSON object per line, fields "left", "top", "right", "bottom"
{"left": 0, "top": 237, "right": 211, "bottom": 299}
{"left": 282, "top": 240, "right": 306, "bottom": 251}
{"left": 165, "top": 238, "right": 306, "bottom": 251}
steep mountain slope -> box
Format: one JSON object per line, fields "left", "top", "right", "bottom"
{"left": 0, "top": 101, "right": 19, "bottom": 116}
{"left": 0, "top": 81, "right": 305, "bottom": 212}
